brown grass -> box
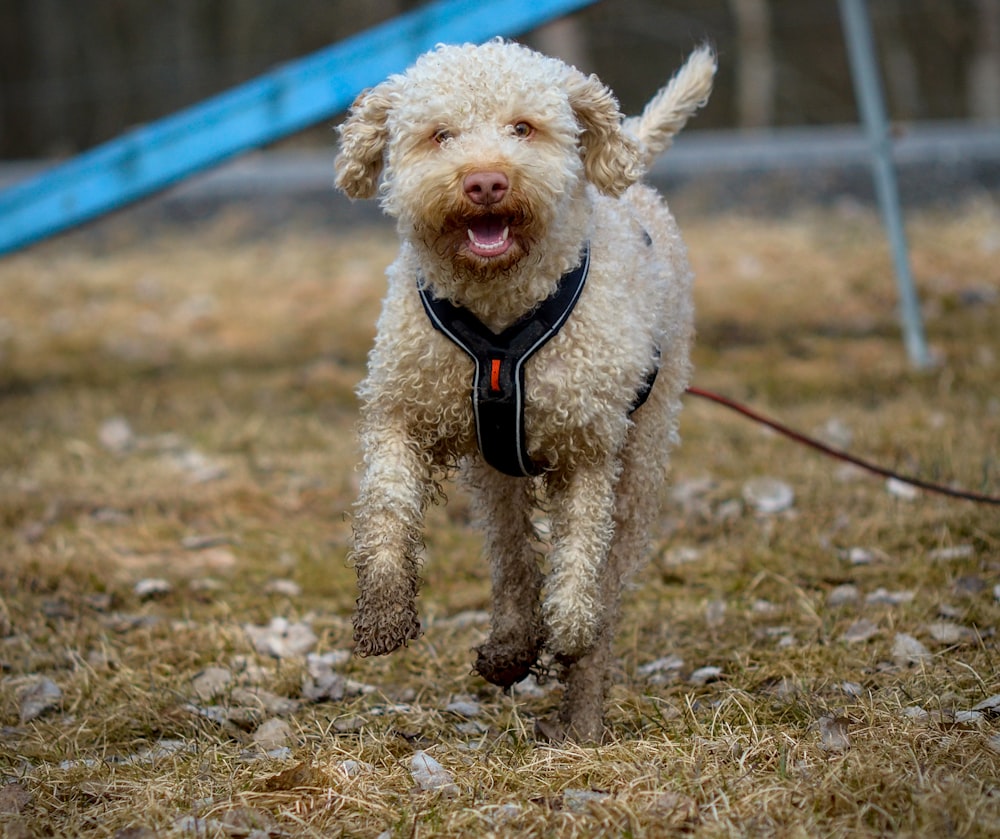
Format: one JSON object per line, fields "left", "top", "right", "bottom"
{"left": 1, "top": 198, "right": 998, "bottom": 838}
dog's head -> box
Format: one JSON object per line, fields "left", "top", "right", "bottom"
{"left": 335, "top": 39, "right": 642, "bottom": 276}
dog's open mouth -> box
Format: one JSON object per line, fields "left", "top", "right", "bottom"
{"left": 466, "top": 216, "right": 512, "bottom": 258}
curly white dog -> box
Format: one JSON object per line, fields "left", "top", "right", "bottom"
{"left": 336, "top": 38, "right": 715, "bottom": 741}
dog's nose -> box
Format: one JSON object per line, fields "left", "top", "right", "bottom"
{"left": 463, "top": 171, "right": 509, "bottom": 205}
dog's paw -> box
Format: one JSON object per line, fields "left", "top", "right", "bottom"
{"left": 473, "top": 638, "right": 540, "bottom": 688}
{"left": 352, "top": 601, "right": 421, "bottom": 657}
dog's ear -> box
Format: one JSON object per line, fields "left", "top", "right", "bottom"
{"left": 564, "top": 70, "right": 643, "bottom": 197}
{"left": 335, "top": 80, "right": 399, "bottom": 199}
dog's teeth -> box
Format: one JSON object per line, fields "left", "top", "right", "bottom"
{"left": 501, "top": 226, "right": 509, "bottom": 241}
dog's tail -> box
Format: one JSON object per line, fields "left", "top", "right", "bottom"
{"left": 624, "top": 45, "right": 716, "bottom": 168}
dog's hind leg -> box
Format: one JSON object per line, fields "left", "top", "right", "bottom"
{"left": 464, "top": 462, "right": 545, "bottom": 688}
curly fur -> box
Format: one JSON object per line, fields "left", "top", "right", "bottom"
{"left": 336, "top": 39, "right": 715, "bottom": 742}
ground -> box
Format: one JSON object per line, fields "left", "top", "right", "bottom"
{"left": 0, "top": 197, "right": 998, "bottom": 837}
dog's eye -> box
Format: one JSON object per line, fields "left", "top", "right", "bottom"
{"left": 512, "top": 121, "right": 534, "bottom": 139}
{"left": 432, "top": 128, "right": 454, "bottom": 145}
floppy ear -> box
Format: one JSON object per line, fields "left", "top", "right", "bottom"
{"left": 335, "top": 80, "right": 398, "bottom": 199}
{"left": 564, "top": 70, "right": 643, "bottom": 197}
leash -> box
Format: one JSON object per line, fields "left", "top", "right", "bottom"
{"left": 684, "top": 386, "right": 1000, "bottom": 506}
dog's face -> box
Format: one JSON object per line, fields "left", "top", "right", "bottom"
{"left": 336, "top": 40, "right": 642, "bottom": 277}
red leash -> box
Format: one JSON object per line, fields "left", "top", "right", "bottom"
{"left": 684, "top": 386, "right": 1000, "bottom": 506}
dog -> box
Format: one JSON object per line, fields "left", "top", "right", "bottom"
{"left": 335, "top": 38, "right": 715, "bottom": 741}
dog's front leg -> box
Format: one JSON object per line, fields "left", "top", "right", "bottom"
{"left": 350, "top": 422, "right": 430, "bottom": 657}
{"left": 542, "top": 459, "right": 619, "bottom": 660}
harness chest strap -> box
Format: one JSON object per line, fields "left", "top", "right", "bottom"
{"left": 418, "top": 241, "right": 658, "bottom": 477}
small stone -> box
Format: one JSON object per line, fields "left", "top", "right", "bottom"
{"left": 191, "top": 667, "right": 232, "bottom": 702}
{"left": 0, "top": 783, "right": 30, "bottom": 815}
{"left": 252, "top": 718, "right": 293, "bottom": 751}
{"left": 337, "top": 759, "right": 373, "bottom": 777}
{"left": 689, "top": 666, "right": 723, "bottom": 685}
{"left": 445, "top": 697, "right": 480, "bottom": 717}
{"left": 842, "top": 619, "right": 879, "bottom": 643}
{"left": 827, "top": 584, "right": 860, "bottom": 607}
{"left": 263, "top": 579, "right": 302, "bottom": 597}
{"left": 818, "top": 715, "right": 851, "bottom": 752}
{"left": 971, "top": 694, "right": 1000, "bottom": 715}
{"left": 133, "top": 578, "right": 171, "bottom": 599}
{"left": 637, "top": 654, "right": 685, "bottom": 677}
{"left": 892, "top": 633, "right": 931, "bottom": 665}
{"left": 886, "top": 478, "right": 919, "bottom": 499}
{"left": 928, "top": 545, "right": 975, "bottom": 562}
{"left": 410, "top": 751, "right": 458, "bottom": 797}
{"left": 705, "top": 599, "right": 727, "bottom": 627}
{"left": 98, "top": 417, "right": 135, "bottom": 453}
{"left": 742, "top": 477, "right": 795, "bottom": 514}
{"left": 987, "top": 734, "right": 1000, "bottom": 755}
{"left": 840, "top": 681, "right": 864, "bottom": 698}
{"left": 230, "top": 687, "right": 298, "bottom": 716}
{"left": 843, "top": 547, "right": 882, "bottom": 565}
{"left": 865, "top": 588, "right": 914, "bottom": 606}
{"left": 563, "top": 789, "right": 610, "bottom": 813}
{"left": 953, "top": 576, "right": 986, "bottom": 597}
{"left": 663, "top": 546, "right": 702, "bottom": 566}
{"left": 18, "top": 676, "right": 62, "bottom": 723}
{"left": 244, "top": 617, "right": 317, "bottom": 659}
{"left": 926, "top": 622, "right": 974, "bottom": 645}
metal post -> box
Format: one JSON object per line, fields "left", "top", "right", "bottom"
{"left": 837, "top": 0, "right": 932, "bottom": 368}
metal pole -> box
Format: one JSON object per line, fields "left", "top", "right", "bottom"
{"left": 837, "top": 0, "right": 932, "bottom": 368}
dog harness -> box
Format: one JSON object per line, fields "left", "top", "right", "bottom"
{"left": 418, "top": 241, "right": 658, "bottom": 477}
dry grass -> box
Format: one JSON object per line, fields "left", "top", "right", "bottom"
{"left": 1, "top": 197, "right": 999, "bottom": 838}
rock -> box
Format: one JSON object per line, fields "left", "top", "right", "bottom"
{"left": 410, "top": 751, "right": 458, "bottom": 797}
{"left": 133, "top": 578, "right": 171, "bottom": 599}
{"left": 662, "top": 546, "right": 702, "bottom": 566}
{"left": 818, "top": 715, "right": 851, "bottom": 752}
{"left": 705, "top": 599, "right": 727, "bottom": 627}
{"left": 191, "top": 667, "right": 232, "bottom": 701}
{"left": 892, "top": 633, "right": 931, "bottom": 665}
{"left": 971, "top": 694, "right": 1000, "bottom": 715}
{"left": 252, "top": 718, "right": 293, "bottom": 751}
{"left": 886, "top": 478, "right": 919, "bottom": 500}
{"left": 129, "top": 739, "right": 192, "bottom": 765}
{"left": 18, "top": 676, "right": 62, "bottom": 723}
{"left": 926, "top": 622, "right": 974, "bottom": 645}
{"left": 263, "top": 579, "right": 302, "bottom": 597}
{"left": 827, "top": 584, "right": 860, "bottom": 607}
{"left": 337, "top": 759, "right": 373, "bottom": 777}
{"left": 742, "top": 477, "right": 795, "bottom": 514}
{"left": 244, "top": 617, "right": 317, "bottom": 659}
{"left": 637, "top": 655, "right": 685, "bottom": 677}
{"left": 303, "top": 651, "right": 350, "bottom": 702}
{"left": 445, "top": 696, "right": 480, "bottom": 717}
{"left": 0, "top": 783, "right": 30, "bottom": 815}
{"left": 689, "top": 666, "right": 723, "bottom": 686}
{"left": 953, "top": 576, "right": 987, "bottom": 597}
{"left": 230, "top": 688, "right": 298, "bottom": 718}
{"left": 842, "top": 547, "right": 883, "bottom": 565}
{"left": 98, "top": 417, "right": 135, "bottom": 453}
{"left": 563, "top": 789, "right": 610, "bottom": 813}
{"left": 928, "top": 545, "right": 975, "bottom": 562}
{"left": 841, "top": 619, "right": 879, "bottom": 644}
{"left": 865, "top": 588, "right": 914, "bottom": 606}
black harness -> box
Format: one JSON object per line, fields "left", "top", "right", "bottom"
{"left": 418, "top": 241, "right": 657, "bottom": 477}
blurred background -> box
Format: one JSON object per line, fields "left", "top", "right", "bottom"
{"left": 1, "top": 0, "right": 998, "bottom": 160}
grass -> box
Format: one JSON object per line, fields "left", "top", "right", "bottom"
{"left": 1, "top": 197, "right": 998, "bottom": 837}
